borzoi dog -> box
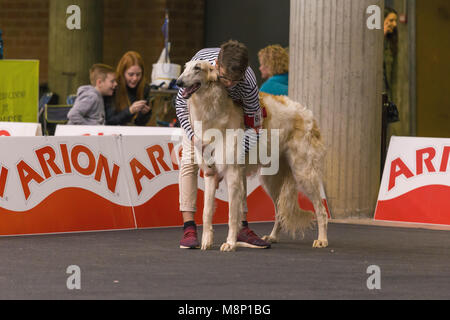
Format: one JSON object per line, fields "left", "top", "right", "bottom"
{"left": 177, "top": 60, "right": 328, "bottom": 251}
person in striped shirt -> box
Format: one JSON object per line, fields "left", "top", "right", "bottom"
{"left": 177, "top": 40, "right": 270, "bottom": 250}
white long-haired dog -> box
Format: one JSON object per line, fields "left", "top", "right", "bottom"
{"left": 177, "top": 60, "right": 328, "bottom": 252}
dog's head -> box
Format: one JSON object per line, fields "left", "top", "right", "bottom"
{"left": 176, "top": 60, "right": 218, "bottom": 99}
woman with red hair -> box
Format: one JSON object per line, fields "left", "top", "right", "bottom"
{"left": 105, "top": 51, "right": 152, "bottom": 125}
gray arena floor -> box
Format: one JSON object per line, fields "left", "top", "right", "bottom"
{"left": 0, "top": 221, "right": 449, "bottom": 300}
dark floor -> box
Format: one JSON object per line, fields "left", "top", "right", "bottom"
{"left": 0, "top": 222, "right": 449, "bottom": 300}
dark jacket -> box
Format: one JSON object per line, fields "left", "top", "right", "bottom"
{"left": 105, "top": 83, "right": 152, "bottom": 126}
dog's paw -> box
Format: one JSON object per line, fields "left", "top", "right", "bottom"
{"left": 261, "top": 235, "right": 278, "bottom": 243}
{"left": 201, "top": 241, "right": 213, "bottom": 250}
{"left": 312, "top": 239, "right": 328, "bottom": 248}
{"left": 220, "top": 242, "right": 236, "bottom": 252}
{"left": 201, "top": 232, "right": 214, "bottom": 250}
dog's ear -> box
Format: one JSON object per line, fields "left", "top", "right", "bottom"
{"left": 207, "top": 65, "right": 218, "bottom": 82}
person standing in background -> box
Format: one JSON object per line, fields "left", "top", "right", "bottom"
{"left": 258, "top": 45, "right": 289, "bottom": 96}
{"left": 383, "top": 7, "right": 398, "bottom": 100}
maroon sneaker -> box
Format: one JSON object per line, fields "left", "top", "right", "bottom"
{"left": 236, "top": 226, "right": 271, "bottom": 249}
{"left": 179, "top": 225, "right": 200, "bottom": 249}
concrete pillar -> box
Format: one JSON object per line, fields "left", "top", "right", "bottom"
{"left": 49, "top": 0, "right": 103, "bottom": 103}
{"left": 289, "top": 0, "right": 384, "bottom": 218}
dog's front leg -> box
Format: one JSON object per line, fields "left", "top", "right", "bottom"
{"left": 220, "top": 166, "right": 244, "bottom": 252}
{"left": 201, "top": 172, "right": 216, "bottom": 250}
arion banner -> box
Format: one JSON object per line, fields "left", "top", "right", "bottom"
{"left": 0, "top": 121, "right": 42, "bottom": 136}
{"left": 0, "top": 136, "right": 136, "bottom": 235}
{"left": 0, "top": 60, "right": 39, "bottom": 123}
{"left": 0, "top": 127, "right": 330, "bottom": 236}
{"left": 374, "top": 136, "right": 450, "bottom": 226}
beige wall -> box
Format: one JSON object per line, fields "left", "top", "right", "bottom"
{"left": 0, "top": 0, "right": 205, "bottom": 86}
{"left": 416, "top": 0, "right": 450, "bottom": 138}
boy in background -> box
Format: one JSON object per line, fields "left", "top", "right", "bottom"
{"left": 67, "top": 64, "right": 117, "bottom": 125}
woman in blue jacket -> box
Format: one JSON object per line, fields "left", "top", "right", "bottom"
{"left": 258, "top": 45, "right": 289, "bottom": 96}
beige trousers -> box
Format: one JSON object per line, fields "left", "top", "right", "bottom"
{"left": 178, "top": 134, "right": 248, "bottom": 213}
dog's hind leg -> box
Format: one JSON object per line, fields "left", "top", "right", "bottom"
{"left": 301, "top": 184, "right": 328, "bottom": 248}
{"left": 290, "top": 167, "right": 328, "bottom": 248}
{"left": 285, "top": 124, "right": 328, "bottom": 247}
{"left": 201, "top": 174, "right": 216, "bottom": 250}
{"left": 259, "top": 156, "right": 291, "bottom": 243}
{"left": 220, "top": 166, "right": 245, "bottom": 252}
{"left": 311, "top": 197, "right": 328, "bottom": 248}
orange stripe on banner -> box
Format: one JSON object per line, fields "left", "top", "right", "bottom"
{"left": 0, "top": 185, "right": 331, "bottom": 235}
{"left": 375, "top": 185, "right": 450, "bottom": 226}
{"left": 0, "top": 188, "right": 135, "bottom": 236}
{"left": 134, "top": 185, "right": 277, "bottom": 229}
{"left": 134, "top": 185, "right": 330, "bottom": 229}
{"left": 0, "top": 166, "right": 8, "bottom": 198}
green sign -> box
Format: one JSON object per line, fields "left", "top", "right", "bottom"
{"left": 0, "top": 60, "right": 39, "bottom": 122}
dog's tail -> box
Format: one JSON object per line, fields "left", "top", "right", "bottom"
{"left": 276, "top": 169, "right": 315, "bottom": 239}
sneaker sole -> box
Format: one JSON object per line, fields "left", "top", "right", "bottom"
{"left": 236, "top": 241, "right": 271, "bottom": 249}
{"left": 179, "top": 245, "right": 200, "bottom": 249}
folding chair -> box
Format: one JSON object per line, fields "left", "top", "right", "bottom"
{"left": 66, "top": 94, "right": 77, "bottom": 105}
{"left": 44, "top": 104, "right": 72, "bottom": 136}
{"left": 38, "top": 92, "right": 54, "bottom": 119}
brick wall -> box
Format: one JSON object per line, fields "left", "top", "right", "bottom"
{"left": 0, "top": 0, "right": 49, "bottom": 84}
{"left": 0, "top": 0, "right": 204, "bottom": 85}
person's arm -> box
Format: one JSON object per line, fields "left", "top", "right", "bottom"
{"left": 239, "top": 67, "right": 262, "bottom": 153}
{"left": 241, "top": 67, "right": 262, "bottom": 126}
{"left": 134, "top": 109, "right": 151, "bottom": 126}
{"left": 134, "top": 84, "right": 152, "bottom": 126}
{"left": 175, "top": 90, "right": 194, "bottom": 140}
{"left": 104, "top": 96, "right": 133, "bottom": 125}
{"left": 67, "top": 94, "right": 95, "bottom": 125}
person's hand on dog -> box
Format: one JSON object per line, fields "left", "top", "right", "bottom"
{"left": 192, "top": 136, "right": 213, "bottom": 155}
{"left": 204, "top": 166, "right": 223, "bottom": 189}
{"left": 204, "top": 165, "right": 217, "bottom": 177}
{"left": 192, "top": 136, "right": 221, "bottom": 188}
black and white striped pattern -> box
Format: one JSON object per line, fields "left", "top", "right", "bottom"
{"left": 175, "top": 48, "right": 261, "bottom": 152}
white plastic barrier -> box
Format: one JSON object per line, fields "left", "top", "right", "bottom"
{"left": 55, "top": 124, "right": 182, "bottom": 136}
{"left": 0, "top": 128, "right": 330, "bottom": 236}
{"left": 0, "top": 122, "right": 42, "bottom": 136}
{"left": 0, "top": 134, "right": 276, "bottom": 236}
{"left": 375, "top": 136, "right": 450, "bottom": 226}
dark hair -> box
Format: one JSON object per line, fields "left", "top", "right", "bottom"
{"left": 218, "top": 40, "right": 249, "bottom": 79}
{"left": 384, "top": 7, "right": 398, "bottom": 56}
{"left": 384, "top": 7, "right": 398, "bottom": 18}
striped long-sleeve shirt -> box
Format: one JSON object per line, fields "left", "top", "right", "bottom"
{"left": 175, "top": 48, "right": 261, "bottom": 152}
